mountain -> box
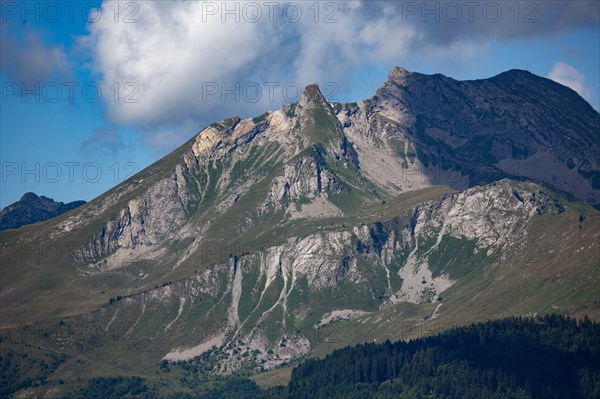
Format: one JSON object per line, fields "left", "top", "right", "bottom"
{"left": 339, "top": 67, "right": 600, "bottom": 206}
{"left": 0, "top": 193, "right": 86, "bottom": 230}
{"left": 0, "top": 67, "right": 598, "bottom": 397}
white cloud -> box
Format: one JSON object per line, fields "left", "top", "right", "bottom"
{"left": 547, "top": 62, "right": 593, "bottom": 101}
{"left": 80, "top": 1, "right": 425, "bottom": 150}
{"left": 292, "top": 2, "right": 417, "bottom": 85}
{"left": 82, "top": 1, "right": 268, "bottom": 126}
{"left": 79, "top": 1, "right": 600, "bottom": 150}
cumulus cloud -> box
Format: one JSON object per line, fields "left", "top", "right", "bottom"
{"left": 80, "top": 1, "right": 267, "bottom": 125}
{"left": 404, "top": 0, "right": 599, "bottom": 45}
{"left": 548, "top": 62, "right": 593, "bottom": 101}
{"left": 79, "top": 0, "right": 421, "bottom": 135}
{"left": 80, "top": 0, "right": 599, "bottom": 150}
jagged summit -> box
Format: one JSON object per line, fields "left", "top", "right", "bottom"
{"left": 386, "top": 66, "right": 412, "bottom": 83}
{"left": 301, "top": 83, "right": 322, "bottom": 98}
{"left": 298, "top": 83, "right": 329, "bottom": 108}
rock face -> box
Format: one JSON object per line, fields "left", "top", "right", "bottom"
{"left": 336, "top": 67, "right": 600, "bottom": 205}
{"left": 0, "top": 192, "right": 85, "bottom": 230}
{"left": 57, "top": 69, "right": 598, "bottom": 262}
{"left": 0, "top": 67, "right": 598, "bottom": 380}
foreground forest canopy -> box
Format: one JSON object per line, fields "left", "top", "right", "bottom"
{"left": 35, "top": 314, "right": 597, "bottom": 398}
{"left": 282, "top": 315, "right": 600, "bottom": 399}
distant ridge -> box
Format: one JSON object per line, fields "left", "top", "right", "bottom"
{"left": 0, "top": 192, "right": 86, "bottom": 230}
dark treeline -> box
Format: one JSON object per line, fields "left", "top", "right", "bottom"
{"left": 0, "top": 348, "right": 67, "bottom": 397}
{"left": 62, "top": 376, "right": 156, "bottom": 399}
{"left": 284, "top": 314, "right": 600, "bottom": 399}
{"left": 61, "top": 315, "right": 599, "bottom": 399}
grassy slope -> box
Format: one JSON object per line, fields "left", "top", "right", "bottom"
{"left": 1, "top": 182, "right": 597, "bottom": 395}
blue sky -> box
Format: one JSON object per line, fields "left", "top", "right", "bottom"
{"left": 1, "top": 0, "right": 599, "bottom": 207}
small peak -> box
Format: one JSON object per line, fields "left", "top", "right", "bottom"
{"left": 493, "top": 69, "right": 537, "bottom": 82}
{"left": 299, "top": 84, "right": 325, "bottom": 105}
{"left": 304, "top": 83, "right": 321, "bottom": 94}
{"left": 20, "top": 192, "right": 39, "bottom": 201}
{"left": 387, "top": 66, "right": 412, "bottom": 83}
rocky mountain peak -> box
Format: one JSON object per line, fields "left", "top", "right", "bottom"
{"left": 299, "top": 83, "right": 327, "bottom": 107}
{"left": 293, "top": 83, "right": 345, "bottom": 150}
{"left": 20, "top": 192, "right": 41, "bottom": 201}
{"left": 386, "top": 66, "right": 412, "bottom": 83}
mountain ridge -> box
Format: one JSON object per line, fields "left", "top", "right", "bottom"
{"left": 0, "top": 66, "right": 598, "bottom": 396}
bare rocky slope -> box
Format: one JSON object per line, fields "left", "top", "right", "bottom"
{"left": 0, "top": 67, "right": 598, "bottom": 394}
